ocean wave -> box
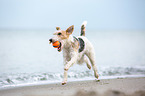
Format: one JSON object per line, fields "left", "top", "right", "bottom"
{"left": 100, "top": 67, "right": 145, "bottom": 76}
{"left": 0, "top": 66, "right": 145, "bottom": 88}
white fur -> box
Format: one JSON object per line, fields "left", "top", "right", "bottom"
{"left": 50, "top": 21, "right": 99, "bottom": 85}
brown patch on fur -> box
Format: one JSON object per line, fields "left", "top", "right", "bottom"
{"left": 66, "top": 25, "right": 74, "bottom": 35}
{"left": 81, "top": 25, "right": 85, "bottom": 36}
{"left": 53, "top": 30, "right": 68, "bottom": 40}
{"left": 56, "top": 27, "right": 60, "bottom": 30}
{"left": 60, "top": 30, "right": 69, "bottom": 39}
{"left": 54, "top": 25, "right": 74, "bottom": 40}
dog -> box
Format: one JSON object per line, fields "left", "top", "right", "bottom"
{"left": 49, "top": 21, "right": 99, "bottom": 85}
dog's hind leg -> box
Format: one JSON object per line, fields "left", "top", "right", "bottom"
{"left": 86, "top": 52, "right": 99, "bottom": 79}
{"left": 84, "top": 56, "right": 91, "bottom": 70}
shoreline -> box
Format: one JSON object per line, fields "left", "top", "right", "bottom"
{"left": 1, "top": 74, "right": 145, "bottom": 90}
{"left": 0, "top": 77, "right": 145, "bottom": 96}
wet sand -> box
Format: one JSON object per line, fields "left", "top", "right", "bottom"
{"left": 0, "top": 77, "right": 145, "bottom": 96}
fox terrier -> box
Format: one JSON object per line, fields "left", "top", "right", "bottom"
{"left": 49, "top": 21, "right": 99, "bottom": 85}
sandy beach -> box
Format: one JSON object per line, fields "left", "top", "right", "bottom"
{"left": 0, "top": 77, "right": 145, "bottom": 96}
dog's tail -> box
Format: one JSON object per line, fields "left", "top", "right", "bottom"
{"left": 80, "top": 21, "right": 87, "bottom": 36}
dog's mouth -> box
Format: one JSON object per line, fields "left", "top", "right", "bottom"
{"left": 57, "top": 42, "right": 62, "bottom": 52}
{"left": 49, "top": 39, "right": 62, "bottom": 52}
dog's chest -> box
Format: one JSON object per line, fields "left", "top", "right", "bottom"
{"left": 62, "top": 38, "right": 74, "bottom": 51}
{"left": 62, "top": 41, "right": 76, "bottom": 59}
{"left": 63, "top": 43, "right": 74, "bottom": 55}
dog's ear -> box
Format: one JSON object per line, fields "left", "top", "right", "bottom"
{"left": 66, "top": 25, "right": 74, "bottom": 35}
{"left": 56, "top": 27, "right": 60, "bottom": 30}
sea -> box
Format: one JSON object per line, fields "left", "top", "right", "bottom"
{"left": 0, "top": 30, "right": 145, "bottom": 89}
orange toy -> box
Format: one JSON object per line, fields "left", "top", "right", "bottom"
{"left": 52, "top": 41, "right": 60, "bottom": 48}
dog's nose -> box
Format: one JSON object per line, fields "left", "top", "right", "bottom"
{"left": 49, "top": 39, "right": 52, "bottom": 42}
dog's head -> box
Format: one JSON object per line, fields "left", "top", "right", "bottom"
{"left": 49, "top": 25, "right": 74, "bottom": 52}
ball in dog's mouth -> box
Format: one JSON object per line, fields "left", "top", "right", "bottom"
{"left": 49, "top": 39, "right": 62, "bottom": 52}
{"left": 57, "top": 42, "right": 62, "bottom": 52}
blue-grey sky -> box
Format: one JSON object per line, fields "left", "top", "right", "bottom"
{"left": 0, "top": 0, "right": 145, "bottom": 30}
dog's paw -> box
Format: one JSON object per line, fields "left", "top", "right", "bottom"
{"left": 87, "top": 64, "right": 91, "bottom": 70}
{"left": 62, "top": 82, "right": 66, "bottom": 85}
{"left": 94, "top": 72, "right": 99, "bottom": 79}
{"left": 64, "top": 65, "right": 69, "bottom": 71}
{"left": 64, "top": 67, "right": 68, "bottom": 71}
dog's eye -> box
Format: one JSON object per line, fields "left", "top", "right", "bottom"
{"left": 58, "top": 33, "right": 62, "bottom": 35}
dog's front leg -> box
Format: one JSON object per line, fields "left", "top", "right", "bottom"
{"left": 62, "top": 52, "right": 77, "bottom": 85}
{"left": 62, "top": 70, "right": 67, "bottom": 85}
{"left": 64, "top": 52, "right": 77, "bottom": 71}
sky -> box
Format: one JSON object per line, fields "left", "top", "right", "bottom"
{"left": 0, "top": 0, "right": 145, "bottom": 30}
